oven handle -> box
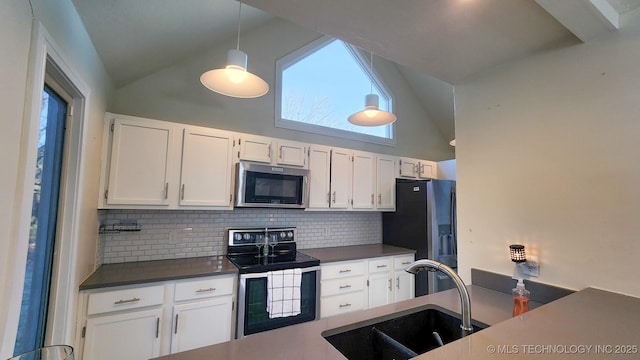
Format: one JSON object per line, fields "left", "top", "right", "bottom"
{"left": 239, "top": 266, "right": 321, "bottom": 280}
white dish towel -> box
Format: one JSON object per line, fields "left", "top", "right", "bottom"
{"left": 266, "top": 268, "right": 302, "bottom": 319}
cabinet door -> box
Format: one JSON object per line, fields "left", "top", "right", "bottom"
{"left": 418, "top": 160, "right": 437, "bottom": 179}
{"left": 308, "top": 145, "right": 331, "bottom": 209}
{"left": 376, "top": 156, "right": 396, "bottom": 210}
{"left": 237, "top": 135, "right": 272, "bottom": 163}
{"left": 83, "top": 308, "right": 162, "bottom": 360}
{"left": 171, "top": 297, "right": 233, "bottom": 354}
{"left": 179, "top": 127, "right": 233, "bottom": 207}
{"left": 107, "top": 118, "right": 174, "bottom": 205}
{"left": 398, "top": 158, "right": 419, "bottom": 179}
{"left": 352, "top": 151, "right": 376, "bottom": 210}
{"left": 394, "top": 271, "right": 415, "bottom": 302}
{"left": 275, "top": 140, "right": 308, "bottom": 168}
{"left": 330, "top": 149, "right": 352, "bottom": 209}
{"left": 368, "top": 272, "right": 393, "bottom": 309}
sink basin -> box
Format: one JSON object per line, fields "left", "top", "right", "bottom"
{"left": 322, "top": 305, "right": 488, "bottom": 360}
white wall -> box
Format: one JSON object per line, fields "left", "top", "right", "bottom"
{"left": 455, "top": 10, "right": 640, "bottom": 297}
{"left": 111, "top": 18, "right": 454, "bottom": 161}
{"left": 0, "top": 0, "right": 112, "bottom": 355}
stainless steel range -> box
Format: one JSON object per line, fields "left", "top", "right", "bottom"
{"left": 226, "top": 227, "right": 320, "bottom": 338}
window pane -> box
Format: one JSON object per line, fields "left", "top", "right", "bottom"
{"left": 280, "top": 39, "right": 392, "bottom": 139}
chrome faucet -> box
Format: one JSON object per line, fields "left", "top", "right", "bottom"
{"left": 405, "top": 259, "right": 474, "bottom": 336}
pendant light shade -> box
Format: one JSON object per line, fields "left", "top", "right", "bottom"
{"left": 200, "top": 49, "right": 269, "bottom": 98}
{"left": 347, "top": 52, "right": 396, "bottom": 127}
{"left": 348, "top": 94, "right": 397, "bottom": 126}
{"left": 199, "top": 3, "right": 269, "bottom": 98}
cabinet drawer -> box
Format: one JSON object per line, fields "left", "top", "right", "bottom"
{"left": 321, "top": 260, "right": 367, "bottom": 280}
{"left": 321, "top": 291, "right": 367, "bottom": 318}
{"left": 368, "top": 257, "right": 393, "bottom": 273}
{"left": 394, "top": 254, "right": 415, "bottom": 270}
{"left": 321, "top": 276, "right": 367, "bottom": 297}
{"left": 87, "top": 285, "right": 165, "bottom": 315}
{"left": 174, "top": 276, "right": 234, "bottom": 302}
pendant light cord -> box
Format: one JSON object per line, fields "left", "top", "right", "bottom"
{"left": 236, "top": 2, "right": 242, "bottom": 50}
{"left": 369, "top": 52, "right": 373, "bottom": 93}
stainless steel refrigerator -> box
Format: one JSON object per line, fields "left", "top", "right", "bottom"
{"left": 382, "top": 179, "right": 457, "bottom": 296}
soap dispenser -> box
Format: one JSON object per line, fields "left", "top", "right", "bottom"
{"left": 512, "top": 277, "right": 530, "bottom": 316}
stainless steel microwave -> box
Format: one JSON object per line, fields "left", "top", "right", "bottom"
{"left": 234, "top": 161, "right": 310, "bottom": 208}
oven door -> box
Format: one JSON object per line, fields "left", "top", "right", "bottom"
{"left": 237, "top": 266, "right": 319, "bottom": 338}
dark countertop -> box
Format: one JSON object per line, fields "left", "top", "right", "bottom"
{"left": 301, "top": 244, "right": 415, "bottom": 263}
{"left": 79, "top": 256, "right": 238, "bottom": 290}
{"left": 153, "top": 286, "right": 640, "bottom": 360}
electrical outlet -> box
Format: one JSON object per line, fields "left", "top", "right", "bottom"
{"left": 521, "top": 255, "right": 539, "bottom": 277}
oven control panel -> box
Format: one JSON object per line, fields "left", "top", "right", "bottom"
{"left": 228, "top": 227, "right": 296, "bottom": 246}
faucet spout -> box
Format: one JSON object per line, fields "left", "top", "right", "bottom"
{"left": 405, "top": 259, "right": 474, "bottom": 336}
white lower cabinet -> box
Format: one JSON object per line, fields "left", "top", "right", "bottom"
{"left": 83, "top": 307, "right": 162, "bottom": 360}
{"left": 320, "top": 254, "right": 415, "bottom": 318}
{"left": 171, "top": 298, "right": 232, "bottom": 353}
{"left": 78, "top": 275, "right": 236, "bottom": 360}
{"left": 393, "top": 255, "right": 416, "bottom": 302}
{"left": 320, "top": 260, "right": 368, "bottom": 318}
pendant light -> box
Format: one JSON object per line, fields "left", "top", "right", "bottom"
{"left": 200, "top": 2, "right": 269, "bottom": 98}
{"left": 348, "top": 52, "right": 397, "bottom": 126}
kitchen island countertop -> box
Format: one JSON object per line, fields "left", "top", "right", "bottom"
{"left": 153, "top": 285, "right": 640, "bottom": 359}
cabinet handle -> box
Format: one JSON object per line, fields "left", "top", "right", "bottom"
{"left": 181, "top": 184, "right": 185, "bottom": 200}
{"left": 332, "top": 191, "right": 336, "bottom": 204}
{"left": 371, "top": 194, "right": 374, "bottom": 205}
{"left": 402, "top": 261, "right": 412, "bottom": 265}
{"left": 156, "top": 317, "right": 160, "bottom": 338}
{"left": 389, "top": 279, "right": 392, "bottom": 290}
{"left": 338, "top": 269, "right": 352, "bottom": 273}
{"left": 196, "top": 287, "right": 216, "bottom": 293}
{"left": 114, "top": 297, "right": 140, "bottom": 305}
{"left": 376, "top": 265, "right": 387, "bottom": 268}
{"left": 378, "top": 194, "right": 382, "bottom": 205}
{"left": 174, "top": 314, "right": 179, "bottom": 334}
{"left": 279, "top": 145, "right": 283, "bottom": 159}
{"left": 339, "top": 284, "right": 352, "bottom": 289}
{"left": 268, "top": 144, "right": 272, "bottom": 158}
{"left": 164, "top": 183, "right": 169, "bottom": 199}
{"left": 339, "top": 303, "right": 352, "bottom": 308}
{"left": 397, "top": 277, "right": 400, "bottom": 289}
{"left": 414, "top": 164, "right": 419, "bottom": 176}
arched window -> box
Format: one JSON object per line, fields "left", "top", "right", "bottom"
{"left": 276, "top": 36, "right": 395, "bottom": 144}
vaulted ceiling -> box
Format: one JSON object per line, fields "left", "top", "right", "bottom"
{"left": 71, "top": 0, "right": 640, "bottom": 145}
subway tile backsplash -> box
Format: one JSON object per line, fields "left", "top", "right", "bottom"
{"left": 98, "top": 209, "right": 382, "bottom": 265}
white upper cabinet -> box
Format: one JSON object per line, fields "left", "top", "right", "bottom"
{"left": 397, "top": 157, "right": 438, "bottom": 179}
{"left": 236, "top": 135, "right": 309, "bottom": 168}
{"left": 398, "top": 157, "right": 419, "bottom": 179}
{"left": 105, "top": 116, "right": 176, "bottom": 206}
{"left": 418, "top": 160, "right": 437, "bottom": 179}
{"left": 352, "top": 151, "right": 376, "bottom": 210}
{"left": 236, "top": 134, "right": 272, "bottom": 164}
{"left": 179, "top": 127, "right": 234, "bottom": 207}
{"left": 376, "top": 155, "right": 396, "bottom": 211}
{"left": 275, "top": 139, "right": 307, "bottom": 167}
{"left": 330, "top": 148, "right": 353, "bottom": 209}
{"left": 308, "top": 145, "right": 332, "bottom": 209}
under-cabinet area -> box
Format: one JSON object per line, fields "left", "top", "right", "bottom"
{"left": 98, "top": 113, "right": 442, "bottom": 212}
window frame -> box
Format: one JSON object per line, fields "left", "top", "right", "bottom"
{"left": 275, "top": 36, "right": 397, "bottom": 146}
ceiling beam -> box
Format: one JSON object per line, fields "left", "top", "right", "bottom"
{"left": 535, "top": 0, "right": 619, "bottom": 42}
